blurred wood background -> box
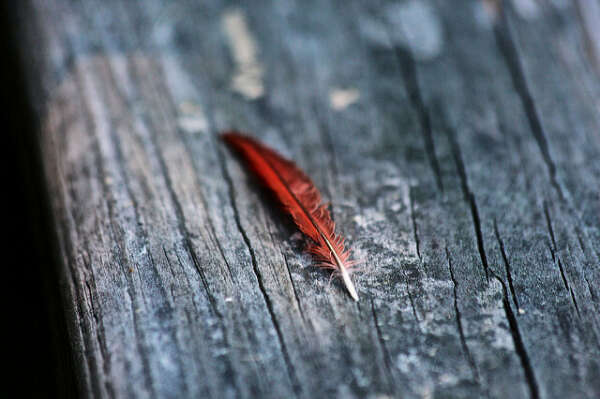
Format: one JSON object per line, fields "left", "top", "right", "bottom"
{"left": 5, "top": 0, "right": 600, "bottom": 398}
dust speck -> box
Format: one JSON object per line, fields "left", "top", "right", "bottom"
{"left": 329, "top": 88, "right": 360, "bottom": 110}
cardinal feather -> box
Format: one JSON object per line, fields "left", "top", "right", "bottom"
{"left": 222, "top": 131, "right": 359, "bottom": 301}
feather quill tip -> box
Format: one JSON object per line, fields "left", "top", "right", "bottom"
{"left": 343, "top": 272, "right": 359, "bottom": 302}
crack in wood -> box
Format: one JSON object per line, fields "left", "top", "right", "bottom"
{"left": 264, "top": 215, "right": 308, "bottom": 327}
{"left": 281, "top": 251, "right": 308, "bottom": 326}
{"left": 152, "top": 58, "right": 244, "bottom": 287}
{"left": 446, "top": 247, "right": 480, "bottom": 383}
{"left": 84, "top": 275, "right": 114, "bottom": 398}
{"left": 444, "top": 117, "right": 490, "bottom": 282}
{"left": 404, "top": 277, "right": 421, "bottom": 327}
{"left": 583, "top": 276, "right": 599, "bottom": 316}
{"left": 220, "top": 148, "right": 302, "bottom": 397}
{"left": 494, "top": 11, "right": 564, "bottom": 201}
{"left": 74, "top": 66, "right": 156, "bottom": 398}
{"left": 391, "top": 46, "right": 444, "bottom": 192}
{"left": 408, "top": 185, "right": 422, "bottom": 261}
{"left": 492, "top": 273, "right": 540, "bottom": 399}
{"left": 575, "top": 227, "right": 586, "bottom": 254}
{"left": 543, "top": 202, "right": 558, "bottom": 251}
{"left": 310, "top": 101, "right": 340, "bottom": 201}
{"left": 494, "top": 219, "right": 520, "bottom": 310}
{"left": 370, "top": 299, "right": 396, "bottom": 395}
{"left": 121, "top": 59, "right": 226, "bottom": 321}
{"left": 543, "top": 203, "right": 580, "bottom": 317}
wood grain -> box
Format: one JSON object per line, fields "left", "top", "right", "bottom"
{"left": 10, "top": 0, "right": 600, "bottom": 397}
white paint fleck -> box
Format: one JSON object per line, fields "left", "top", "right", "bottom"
{"left": 177, "top": 101, "right": 208, "bottom": 134}
{"left": 511, "top": 0, "right": 541, "bottom": 20}
{"left": 222, "top": 9, "right": 264, "bottom": 99}
{"left": 329, "top": 88, "right": 360, "bottom": 110}
{"left": 390, "top": 1, "right": 444, "bottom": 61}
{"left": 518, "top": 308, "right": 526, "bottom": 314}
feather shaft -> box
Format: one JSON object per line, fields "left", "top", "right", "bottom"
{"left": 322, "top": 236, "right": 358, "bottom": 301}
{"left": 222, "top": 131, "right": 359, "bottom": 301}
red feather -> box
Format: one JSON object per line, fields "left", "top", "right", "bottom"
{"left": 222, "top": 131, "right": 359, "bottom": 301}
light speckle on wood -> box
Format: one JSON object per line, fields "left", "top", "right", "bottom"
{"left": 222, "top": 8, "right": 265, "bottom": 99}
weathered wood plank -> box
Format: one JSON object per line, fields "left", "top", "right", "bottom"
{"left": 10, "top": 0, "right": 600, "bottom": 398}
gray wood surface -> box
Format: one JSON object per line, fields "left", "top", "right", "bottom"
{"left": 11, "top": 0, "right": 600, "bottom": 397}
